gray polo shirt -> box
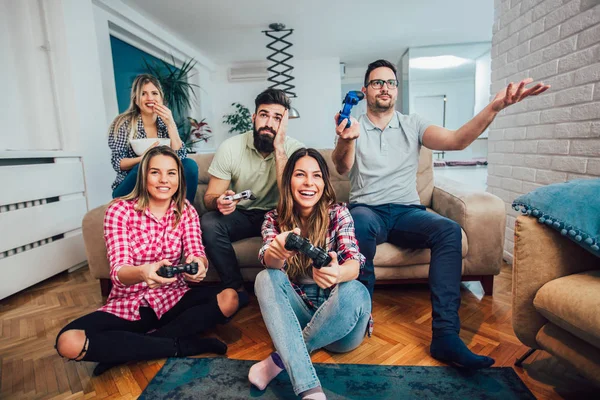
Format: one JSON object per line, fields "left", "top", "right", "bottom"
{"left": 348, "top": 111, "right": 430, "bottom": 206}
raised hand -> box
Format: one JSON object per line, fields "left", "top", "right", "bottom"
{"left": 491, "top": 78, "right": 550, "bottom": 112}
{"left": 152, "top": 103, "right": 176, "bottom": 128}
{"left": 273, "top": 109, "right": 289, "bottom": 151}
{"left": 335, "top": 113, "right": 360, "bottom": 141}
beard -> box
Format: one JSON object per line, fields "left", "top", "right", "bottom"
{"left": 253, "top": 125, "right": 277, "bottom": 153}
{"left": 368, "top": 93, "right": 395, "bottom": 113}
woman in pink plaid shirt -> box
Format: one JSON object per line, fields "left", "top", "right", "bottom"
{"left": 55, "top": 146, "right": 240, "bottom": 376}
{"left": 248, "top": 148, "right": 371, "bottom": 400}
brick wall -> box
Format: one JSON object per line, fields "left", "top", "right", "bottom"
{"left": 489, "top": 0, "right": 600, "bottom": 262}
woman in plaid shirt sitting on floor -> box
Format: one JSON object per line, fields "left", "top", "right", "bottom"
{"left": 55, "top": 146, "right": 239, "bottom": 376}
{"left": 248, "top": 148, "right": 372, "bottom": 400}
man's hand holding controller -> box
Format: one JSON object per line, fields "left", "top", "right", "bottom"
{"left": 217, "top": 190, "right": 255, "bottom": 215}
{"left": 335, "top": 113, "right": 360, "bottom": 141}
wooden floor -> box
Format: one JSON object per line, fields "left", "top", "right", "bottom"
{"left": 0, "top": 264, "right": 597, "bottom": 399}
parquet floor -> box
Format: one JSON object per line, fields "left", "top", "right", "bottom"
{"left": 0, "top": 263, "right": 596, "bottom": 399}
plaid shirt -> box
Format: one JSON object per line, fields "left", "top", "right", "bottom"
{"left": 259, "top": 203, "right": 366, "bottom": 309}
{"left": 108, "top": 116, "right": 187, "bottom": 189}
{"left": 99, "top": 199, "right": 205, "bottom": 321}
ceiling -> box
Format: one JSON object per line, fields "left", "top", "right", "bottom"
{"left": 121, "top": 0, "right": 494, "bottom": 68}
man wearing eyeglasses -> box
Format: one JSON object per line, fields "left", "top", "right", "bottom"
{"left": 332, "top": 59, "right": 549, "bottom": 369}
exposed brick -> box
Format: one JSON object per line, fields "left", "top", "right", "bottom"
{"left": 524, "top": 154, "right": 553, "bottom": 168}
{"left": 517, "top": 49, "right": 544, "bottom": 70}
{"left": 515, "top": 111, "right": 541, "bottom": 126}
{"left": 592, "top": 121, "right": 600, "bottom": 135}
{"left": 567, "top": 173, "right": 597, "bottom": 180}
{"left": 544, "top": 0, "right": 583, "bottom": 30}
{"left": 493, "top": 25, "right": 511, "bottom": 45}
{"left": 535, "top": 169, "right": 568, "bottom": 184}
{"left": 487, "top": 174, "right": 503, "bottom": 188}
{"left": 504, "top": 127, "right": 527, "bottom": 140}
{"left": 491, "top": 79, "right": 510, "bottom": 94}
{"left": 495, "top": 61, "right": 520, "bottom": 80}
{"left": 503, "top": 100, "right": 528, "bottom": 115}
{"left": 574, "top": 63, "right": 600, "bottom": 85}
{"left": 537, "top": 139, "right": 570, "bottom": 154}
{"left": 530, "top": 59, "right": 559, "bottom": 79}
{"left": 551, "top": 156, "right": 588, "bottom": 172}
{"left": 554, "top": 122, "right": 594, "bottom": 138}
{"left": 595, "top": 84, "right": 600, "bottom": 100}
{"left": 587, "top": 159, "right": 600, "bottom": 175}
{"left": 531, "top": 26, "right": 560, "bottom": 52}
{"left": 522, "top": 182, "right": 544, "bottom": 193}
{"left": 571, "top": 102, "right": 600, "bottom": 120}
{"left": 509, "top": 10, "right": 533, "bottom": 35}
{"left": 502, "top": 177, "right": 524, "bottom": 191}
{"left": 558, "top": 45, "right": 600, "bottom": 73}
{"left": 504, "top": 153, "right": 525, "bottom": 166}
{"left": 554, "top": 84, "right": 595, "bottom": 106}
{"left": 532, "top": 0, "right": 565, "bottom": 21}
{"left": 514, "top": 140, "right": 539, "bottom": 153}
{"left": 525, "top": 92, "right": 555, "bottom": 110}
{"left": 521, "top": 0, "right": 545, "bottom": 13}
{"left": 508, "top": 41, "right": 531, "bottom": 63}
{"left": 488, "top": 129, "right": 505, "bottom": 141}
{"left": 571, "top": 139, "right": 600, "bottom": 156}
{"left": 513, "top": 166, "right": 537, "bottom": 180}
{"left": 498, "top": 32, "right": 521, "bottom": 56}
{"left": 540, "top": 107, "right": 572, "bottom": 123}
{"left": 545, "top": 71, "right": 575, "bottom": 91}
{"left": 518, "top": 18, "right": 545, "bottom": 43}
{"left": 492, "top": 53, "right": 509, "bottom": 71}
{"left": 577, "top": 22, "right": 600, "bottom": 49}
{"left": 560, "top": 4, "right": 600, "bottom": 38}
{"left": 490, "top": 187, "right": 511, "bottom": 202}
{"left": 496, "top": 140, "right": 517, "bottom": 153}
{"left": 496, "top": 165, "right": 514, "bottom": 177}
{"left": 543, "top": 36, "right": 578, "bottom": 62}
{"left": 500, "top": 2, "right": 523, "bottom": 28}
{"left": 580, "top": 0, "right": 599, "bottom": 11}
{"left": 526, "top": 124, "right": 555, "bottom": 138}
{"left": 488, "top": 153, "right": 505, "bottom": 165}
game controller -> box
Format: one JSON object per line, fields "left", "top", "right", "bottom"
{"left": 338, "top": 90, "right": 365, "bottom": 128}
{"left": 284, "top": 233, "right": 332, "bottom": 268}
{"left": 223, "top": 190, "right": 256, "bottom": 201}
{"left": 156, "top": 262, "right": 199, "bottom": 278}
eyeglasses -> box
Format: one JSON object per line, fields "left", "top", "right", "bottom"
{"left": 367, "top": 79, "right": 398, "bottom": 89}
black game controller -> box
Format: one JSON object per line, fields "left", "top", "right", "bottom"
{"left": 156, "top": 262, "right": 199, "bottom": 278}
{"left": 284, "top": 233, "right": 332, "bottom": 268}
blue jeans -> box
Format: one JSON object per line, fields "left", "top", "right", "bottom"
{"left": 254, "top": 269, "right": 371, "bottom": 395}
{"left": 112, "top": 158, "right": 199, "bottom": 204}
{"left": 350, "top": 203, "right": 462, "bottom": 337}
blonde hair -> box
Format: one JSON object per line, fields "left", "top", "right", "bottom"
{"left": 113, "top": 146, "right": 187, "bottom": 228}
{"left": 277, "top": 148, "right": 336, "bottom": 280}
{"left": 109, "top": 74, "right": 164, "bottom": 142}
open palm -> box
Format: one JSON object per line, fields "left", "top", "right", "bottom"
{"left": 491, "top": 78, "right": 550, "bottom": 112}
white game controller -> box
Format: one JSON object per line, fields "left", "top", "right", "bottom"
{"left": 223, "top": 190, "right": 256, "bottom": 201}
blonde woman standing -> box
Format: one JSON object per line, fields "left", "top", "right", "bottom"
{"left": 109, "top": 74, "right": 198, "bottom": 202}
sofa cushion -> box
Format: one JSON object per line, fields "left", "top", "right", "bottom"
{"left": 534, "top": 269, "right": 600, "bottom": 349}
{"left": 512, "top": 179, "right": 600, "bottom": 258}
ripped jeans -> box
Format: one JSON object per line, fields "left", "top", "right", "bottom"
{"left": 254, "top": 268, "right": 371, "bottom": 395}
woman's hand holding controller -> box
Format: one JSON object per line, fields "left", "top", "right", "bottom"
{"left": 268, "top": 228, "right": 301, "bottom": 262}
{"left": 183, "top": 255, "right": 208, "bottom": 283}
{"left": 142, "top": 259, "right": 177, "bottom": 288}
{"left": 313, "top": 252, "right": 340, "bottom": 289}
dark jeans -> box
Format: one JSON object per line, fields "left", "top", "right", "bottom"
{"left": 350, "top": 203, "right": 462, "bottom": 337}
{"left": 201, "top": 208, "right": 267, "bottom": 290}
{"left": 112, "top": 158, "right": 199, "bottom": 204}
{"left": 55, "top": 287, "right": 225, "bottom": 363}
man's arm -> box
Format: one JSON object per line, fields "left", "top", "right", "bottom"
{"left": 204, "top": 176, "right": 231, "bottom": 211}
{"left": 422, "top": 78, "right": 550, "bottom": 151}
{"left": 273, "top": 110, "right": 290, "bottom": 190}
{"left": 332, "top": 114, "right": 360, "bottom": 175}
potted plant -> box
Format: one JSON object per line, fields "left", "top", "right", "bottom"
{"left": 186, "top": 117, "right": 212, "bottom": 152}
{"left": 144, "top": 56, "right": 198, "bottom": 144}
{"left": 222, "top": 102, "right": 252, "bottom": 134}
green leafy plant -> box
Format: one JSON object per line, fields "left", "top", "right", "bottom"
{"left": 144, "top": 55, "right": 199, "bottom": 143}
{"left": 186, "top": 117, "right": 212, "bottom": 151}
{"left": 222, "top": 102, "right": 252, "bottom": 134}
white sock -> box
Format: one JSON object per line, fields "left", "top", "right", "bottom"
{"left": 302, "top": 391, "right": 326, "bottom": 400}
{"left": 248, "top": 355, "right": 283, "bottom": 390}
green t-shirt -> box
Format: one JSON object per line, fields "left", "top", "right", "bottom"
{"left": 208, "top": 131, "right": 304, "bottom": 210}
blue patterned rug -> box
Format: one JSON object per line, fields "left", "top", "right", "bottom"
{"left": 139, "top": 357, "right": 535, "bottom": 399}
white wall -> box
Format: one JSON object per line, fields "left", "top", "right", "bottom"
{"left": 474, "top": 50, "right": 492, "bottom": 138}
{"left": 212, "top": 57, "right": 342, "bottom": 150}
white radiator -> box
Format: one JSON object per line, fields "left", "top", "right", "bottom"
{"left": 0, "top": 154, "right": 88, "bottom": 299}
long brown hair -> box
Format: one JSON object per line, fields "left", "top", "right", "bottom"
{"left": 277, "top": 148, "right": 336, "bottom": 280}
{"left": 115, "top": 146, "right": 187, "bottom": 228}
{"left": 109, "top": 74, "right": 164, "bottom": 141}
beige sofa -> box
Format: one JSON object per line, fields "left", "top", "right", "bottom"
{"left": 512, "top": 215, "right": 600, "bottom": 385}
{"left": 82, "top": 148, "right": 506, "bottom": 297}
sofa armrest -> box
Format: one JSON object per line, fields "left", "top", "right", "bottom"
{"left": 82, "top": 205, "right": 110, "bottom": 280}
{"left": 512, "top": 214, "right": 600, "bottom": 348}
{"left": 431, "top": 176, "right": 506, "bottom": 276}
